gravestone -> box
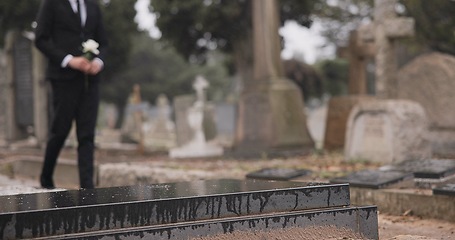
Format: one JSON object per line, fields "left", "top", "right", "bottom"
{"left": 433, "top": 183, "right": 455, "bottom": 196}
{"left": 235, "top": 0, "right": 314, "bottom": 155}
{"left": 214, "top": 102, "right": 236, "bottom": 147}
{"left": 120, "top": 84, "right": 147, "bottom": 145}
{"left": 397, "top": 52, "right": 455, "bottom": 157}
{"left": 246, "top": 168, "right": 312, "bottom": 181}
{"left": 344, "top": 99, "right": 431, "bottom": 163}
{"left": 170, "top": 76, "right": 223, "bottom": 158}
{"left": 347, "top": 29, "right": 375, "bottom": 95}
{"left": 330, "top": 170, "right": 414, "bottom": 189}
{"left": 390, "top": 159, "right": 455, "bottom": 179}
{"left": 323, "top": 95, "right": 374, "bottom": 151}
{"left": 0, "top": 50, "right": 6, "bottom": 145}
{"left": 173, "top": 94, "right": 196, "bottom": 146}
{"left": 4, "top": 30, "right": 48, "bottom": 146}
{"left": 362, "top": 0, "right": 415, "bottom": 98}
{"left": 143, "top": 94, "right": 176, "bottom": 150}
{"left": 0, "top": 179, "right": 378, "bottom": 239}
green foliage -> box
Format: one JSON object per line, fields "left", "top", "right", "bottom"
{"left": 100, "top": 0, "right": 139, "bottom": 81}
{"left": 151, "top": 0, "right": 320, "bottom": 62}
{"left": 315, "top": 58, "right": 349, "bottom": 97}
{"left": 0, "top": 0, "right": 40, "bottom": 46}
{"left": 102, "top": 33, "right": 230, "bottom": 120}
{"left": 401, "top": 0, "right": 455, "bottom": 55}
{"left": 283, "top": 59, "right": 324, "bottom": 101}
{"left": 313, "top": 0, "right": 374, "bottom": 46}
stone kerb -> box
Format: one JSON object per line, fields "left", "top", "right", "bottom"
{"left": 344, "top": 99, "right": 431, "bottom": 164}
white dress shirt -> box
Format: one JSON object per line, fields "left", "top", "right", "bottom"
{"left": 62, "top": 0, "right": 103, "bottom": 69}
{"left": 68, "top": 0, "right": 87, "bottom": 26}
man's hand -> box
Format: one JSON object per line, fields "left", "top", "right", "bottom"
{"left": 87, "top": 60, "right": 103, "bottom": 75}
{"left": 68, "top": 57, "right": 91, "bottom": 73}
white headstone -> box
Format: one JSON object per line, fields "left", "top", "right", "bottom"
{"left": 170, "top": 76, "right": 223, "bottom": 158}
{"left": 345, "top": 99, "right": 431, "bottom": 163}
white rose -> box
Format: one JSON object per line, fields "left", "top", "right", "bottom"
{"left": 82, "top": 39, "right": 100, "bottom": 55}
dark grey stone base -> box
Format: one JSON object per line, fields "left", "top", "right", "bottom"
{"left": 53, "top": 206, "right": 378, "bottom": 240}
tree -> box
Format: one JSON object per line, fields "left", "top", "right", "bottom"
{"left": 150, "top": 0, "right": 320, "bottom": 84}
{"left": 0, "top": 0, "right": 40, "bottom": 46}
{"left": 401, "top": 0, "right": 455, "bottom": 55}
{"left": 99, "top": 0, "right": 139, "bottom": 82}
{"left": 105, "top": 33, "right": 230, "bottom": 127}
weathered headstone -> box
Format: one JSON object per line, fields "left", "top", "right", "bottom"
{"left": 330, "top": 169, "right": 414, "bottom": 189}
{"left": 235, "top": 0, "right": 314, "bottom": 155}
{"left": 143, "top": 94, "right": 176, "bottom": 150}
{"left": 170, "top": 76, "right": 223, "bottom": 158}
{"left": 173, "top": 95, "right": 196, "bottom": 146}
{"left": 363, "top": 0, "right": 415, "bottom": 98}
{"left": 214, "top": 102, "right": 236, "bottom": 147}
{"left": 4, "top": 30, "right": 48, "bottom": 146}
{"left": 397, "top": 52, "right": 455, "bottom": 157}
{"left": 0, "top": 49, "right": 6, "bottom": 146}
{"left": 347, "top": 29, "right": 375, "bottom": 95}
{"left": 344, "top": 99, "right": 431, "bottom": 163}
{"left": 323, "top": 95, "right": 374, "bottom": 151}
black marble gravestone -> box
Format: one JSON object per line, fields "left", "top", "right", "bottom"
{"left": 391, "top": 159, "right": 455, "bottom": 179}
{"left": 246, "top": 168, "right": 312, "bottom": 180}
{"left": 433, "top": 179, "right": 455, "bottom": 196}
{"left": 330, "top": 170, "right": 414, "bottom": 189}
{"left": 1, "top": 179, "right": 361, "bottom": 239}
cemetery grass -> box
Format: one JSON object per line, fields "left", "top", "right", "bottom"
{"left": 0, "top": 147, "right": 454, "bottom": 239}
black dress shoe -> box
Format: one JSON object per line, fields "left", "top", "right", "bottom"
{"left": 40, "top": 176, "right": 55, "bottom": 189}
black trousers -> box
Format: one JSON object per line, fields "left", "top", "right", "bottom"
{"left": 41, "top": 76, "right": 99, "bottom": 189}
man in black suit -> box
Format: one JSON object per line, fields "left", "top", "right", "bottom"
{"left": 35, "top": 0, "right": 108, "bottom": 189}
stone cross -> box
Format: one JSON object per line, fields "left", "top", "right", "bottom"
{"left": 252, "top": 0, "right": 283, "bottom": 83}
{"left": 347, "top": 29, "right": 375, "bottom": 95}
{"left": 371, "top": 0, "right": 414, "bottom": 98}
{"left": 193, "top": 75, "right": 209, "bottom": 103}
{"left": 234, "top": 0, "right": 314, "bottom": 154}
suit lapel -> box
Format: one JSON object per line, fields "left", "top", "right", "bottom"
{"left": 64, "top": 0, "right": 83, "bottom": 29}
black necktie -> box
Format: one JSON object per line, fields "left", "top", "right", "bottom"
{"left": 76, "top": 0, "right": 82, "bottom": 27}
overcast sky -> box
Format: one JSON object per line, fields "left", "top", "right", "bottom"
{"left": 134, "top": 0, "right": 334, "bottom": 64}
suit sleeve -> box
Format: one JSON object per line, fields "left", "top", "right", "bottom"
{"left": 93, "top": 3, "right": 108, "bottom": 63}
{"left": 34, "top": 0, "right": 69, "bottom": 66}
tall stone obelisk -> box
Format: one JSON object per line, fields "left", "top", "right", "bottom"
{"left": 235, "top": 0, "right": 314, "bottom": 155}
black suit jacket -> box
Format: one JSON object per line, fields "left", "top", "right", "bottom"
{"left": 35, "top": 0, "right": 108, "bottom": 80}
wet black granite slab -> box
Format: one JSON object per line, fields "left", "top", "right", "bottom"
{"left": 433, "top": 179, "right": 455, "bottom": 196}
{"left": 0, "top": 179, "right": 350, "bottom": 239}
{"left": 51, "top": 206, "right": 378, "bottom": 240}
{"left": 390, "top": 159, "right": 455, "bottom": 179}
{"left": 246, "top": 168, "right": 312, "bottom": 180}
{"left": 330, "top": 170, "right": 414, "bottom": 189}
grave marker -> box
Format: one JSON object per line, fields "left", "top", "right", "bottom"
{"left": 323, "top": 95, "right": 374, "bottom": 151}
{"left": 330, "top": 170, "right": 414, "bottom": 189}
{"left": 170, "top": 76, "right": 223, "bottom": 158}
{"left": 235, "top": 0, "right": 314, "bottom": 155}
{"left": 0, "top": 50, "right": 6, "bottom": 144}
{"left": 397, "top": 52, "right": 455, "bottom": 156}
{"left": 347, "top": 29, "right": 375, "bottom": 95}
{"left": 246, "top": 168, "right": 312, "bottom": 181}
{"left": 344, "top": 99, "right": 431, "bottom": 163}
{"left": 0, "top": 179, "right": 378, "bottom": 239}
{"left": 4, "top": 30, "right": 48, "bottom": 145}
{"left": 371, "top": 0, "right": 415, "bottom": 98}
{"left": 433, "top": 183, "right": 455, "bottom": 196}
{"left": 390, "top": 159, "right": 455, "bottom": 179}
